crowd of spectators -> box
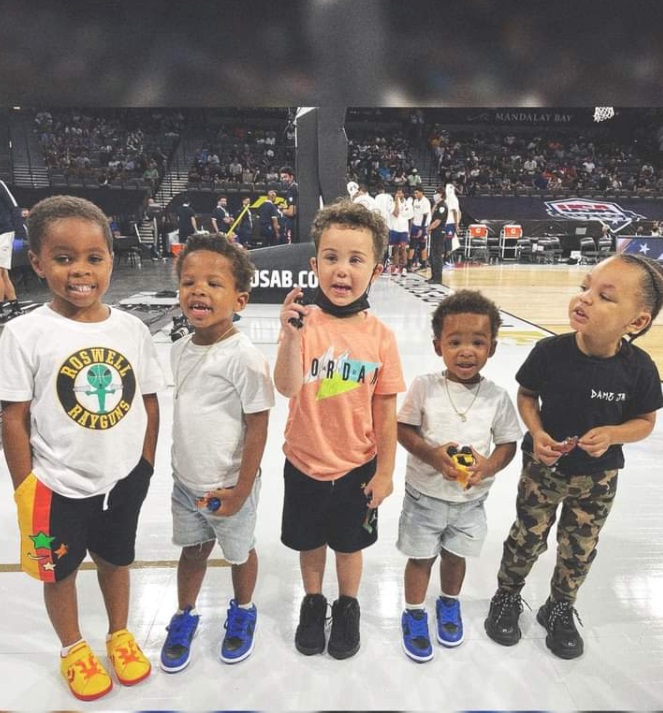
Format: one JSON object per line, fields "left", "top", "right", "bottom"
{"left": 344, "top": 108, "right": 663, "bottom": 200}
{"left": 186, "top": 118, "right": 295, "bottom": 191}
{"left": 346, "top": 126, "right": 418, "bottom": 191}
{"left": 33, "top": 107, "right": 297, "bottom": 197}
{"left": 427, "top": 125, "right": 663, "bottom": 197}
{"left": 28, "top": 107, "right": 663, "bottom": 205}
{"left": 35, "top": 109, "right": 183, "bottom": 191}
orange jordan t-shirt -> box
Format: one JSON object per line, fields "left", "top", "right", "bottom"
{"left": 283, "top": 308, "right": 405, "bottom": 480}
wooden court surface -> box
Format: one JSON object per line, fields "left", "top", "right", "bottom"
{"left": 443, "top": 263, "right": 663, "bottom": 375}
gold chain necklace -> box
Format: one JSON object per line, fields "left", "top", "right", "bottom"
{"left": 174, "top": 324, "right": 236, "bottom": 399}
{"left": 444, "top": 372, "right": 482, "bottom": 422}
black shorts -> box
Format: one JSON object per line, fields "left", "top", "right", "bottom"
{"left": 14, "top": 457, "right": 153, "bottom": 582}
{"left": 281, "top": 458, "right": 378, "bottom": 553}
{"left": 408, "top": 226, "right": 427, "bottom": 249}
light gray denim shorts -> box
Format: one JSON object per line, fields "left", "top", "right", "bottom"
{"left": 171, "top": 474, "right": 260, "bottom": 565}
{"left": 396, "top": 482, "right": 487, "bottom": 559}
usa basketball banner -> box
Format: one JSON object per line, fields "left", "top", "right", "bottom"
{"left": 544, "top": 198, "right": 647, "bottom": 231}
{"left": 462, "top": 196, "right": 663, "bottom": 223}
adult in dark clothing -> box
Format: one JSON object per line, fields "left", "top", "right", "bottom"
{"left": 426, "top": 189, "right": 448, "bottom": 284}
{"left": 145, "top": 198, "right": 167, "bottom": 258}
{"left": 258, "top": 190, "right": 281, "bottom": 246}
{"left": 177, "top": 196, "right": 197, "bottom": 243}
{"left": 210, "top": 195, "right": 233, "bottom": 235}
{"left": 235, "top": 196, "right": 254, "bottom": 247}
{"left": 13, "top": 207, "right": 29, "bottom": 240}
{"left": 279, "top": 165, "right": 298, "bottom": 243}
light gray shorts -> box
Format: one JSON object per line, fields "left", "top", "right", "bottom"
{"left": 0, "top": 231, "right": 13, "bottom": 270}
{"left": 171, "top": 475, "right": 260, "bottom": 565}
{"left": 397, "top": 482, "right": 487, "bottom": 559}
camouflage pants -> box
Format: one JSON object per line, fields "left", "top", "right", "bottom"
{"left": 497, "top": 458, "right": 618, "bottom": 603}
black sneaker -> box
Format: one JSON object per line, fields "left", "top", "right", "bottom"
{"left": 484, "top": 589, "right": 524, "bottom": 646}
{"left": 328, "top": 596, "right": 360, "bottom": 660}
{"left": 537, "top": 597, "right": 584, "bottom": 659}
{"left": 295, "top": 593, "right": 328, "bottom": 655}
{"left": 0, "top": 311, "right": 21, "bottom": 324}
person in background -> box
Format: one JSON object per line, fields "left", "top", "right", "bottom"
{"left": 234, "top": 195, "right": 254, "bottom": 248}
{"left": 426, "top": 187, "right": 448, "bottom": 285}
{"left": 389, "top": 188, "right": 412, "bottom": 277}
{"left": 258, "top": 190, "right": 281, "bottom": 247}
{"left": 279, "top": 165, "right": 298, "bottom": 243}
{"left": 408, "top": 187, "right": 431, "bottom": 272}
{"left": 210, "top": 195, "right": 233, "bottom": 235}
{"left": 443, "top": 183, "right": 461, "bottom": 268}
{"left": 177, "top": 196, "right": 198, "bottom": 244}
{"left": 0, "top": 208, "right": 23, "bottom": 319}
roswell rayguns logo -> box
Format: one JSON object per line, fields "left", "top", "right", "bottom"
{"left": 305, "top": 347, "right": 380, "bottom": 400}
{"left": 56, "top": 347, "right": 136, "bottom": 429}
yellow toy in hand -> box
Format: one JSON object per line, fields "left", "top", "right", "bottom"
{"left": 447, "top": 445, "right": 475, "bottom": 490}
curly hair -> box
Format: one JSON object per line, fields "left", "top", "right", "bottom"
{"left": 26, "top": 195, "right": 112, "bottom": 254}
{"left": 613, "top": 253, "right": 663, "bottom": 341}
{"left": 310, "top": 198, "right": 388, "bottom": 263}
{"left": 431, "top": 289, "right": 502, "bottom": 340}
{"left": 176, "top": 233, "right": 255, "bottom": 293}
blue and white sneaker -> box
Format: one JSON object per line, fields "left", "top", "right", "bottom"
{"left": 436, "top": 596, "right": 464, "bottom": 647}
{"left": 220, "top": 599, "right": 257, "bottom": 664}
{"left": 401, "top": 609, "right": 434, "bottom": 662}
{"left": 160, "top": 606, "right": 200, "bottom": 672}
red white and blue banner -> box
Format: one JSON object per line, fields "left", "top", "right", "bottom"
{"left": 462, "top": 195, "right": 663, "bottom": 224}
{"left": 617, "top": 237, "right": 663, "bottom": 262}
{"left": 544, "top": 198, "right": 646, "bottom": 231}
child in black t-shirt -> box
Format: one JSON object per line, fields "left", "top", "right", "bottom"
{"left": 484, "top": 253, "right": 663, "bottom": 660}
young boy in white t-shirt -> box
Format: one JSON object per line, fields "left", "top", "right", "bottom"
{"left": 0, "top": 195, "right": 165, "bottom": 701}
{"left": 397, "top": 290, "right": 521, "bottom": 662}
{"left": 160, "top": 235, "right": 274, "bottom": 673}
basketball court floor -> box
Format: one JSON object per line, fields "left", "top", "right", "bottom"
{"left": 1, "top": 259, "right": 662, "bottom": 711}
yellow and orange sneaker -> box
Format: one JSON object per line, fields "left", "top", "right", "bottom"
{"left": 106, "top": 629, "right": 152, "bottom": 686}
{"left": 60, "top": 640, "right": 113, "bottom": 701}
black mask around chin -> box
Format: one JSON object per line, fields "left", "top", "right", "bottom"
{"left": 313, "top": 288, "right": 371, "bottom": 317}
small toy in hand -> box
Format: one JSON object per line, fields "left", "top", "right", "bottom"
{"left": 361, "top": 484, "right": 376, "bottom": 534}
{"left": 447, "top": 445, "right": 475, "bottom": 489}
{"left": 170, "top": 313, "right": 194, "bottom": 342}
{"left": 555, "top": 436, "right": 579, "bottom": 455}
{"left": 288, "top": 295, "right": 306, "bottom": 329}
{"left": 196, "top": 495, "right": 221, "bottom": 512}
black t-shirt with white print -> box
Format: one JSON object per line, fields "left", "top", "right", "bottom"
{"left": 516, "top": 332, "right": 663, "bottom": 475}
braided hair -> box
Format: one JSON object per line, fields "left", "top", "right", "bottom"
{"left": 617, "top": 253, "right": 663, "bottom": 341}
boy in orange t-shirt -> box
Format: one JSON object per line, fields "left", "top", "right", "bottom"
{"left": 275, "top": 199, "right": 405, "bottom": 660}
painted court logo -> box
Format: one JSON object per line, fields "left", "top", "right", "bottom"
{"left": 56, "top": 347, "right": 136, "bottom": 429}
{"left": 545, "top": 198, "right": 645, "bottom": 230}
